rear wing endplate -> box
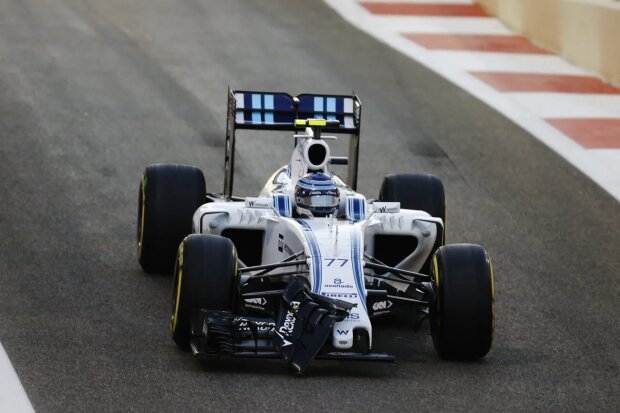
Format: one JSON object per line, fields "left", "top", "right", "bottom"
{"left": 224, "top": 89, "right": 362, "bottom": 196}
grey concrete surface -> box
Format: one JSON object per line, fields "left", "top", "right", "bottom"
{"left": 0, "top": 0, "right": 618, "bottom": 411}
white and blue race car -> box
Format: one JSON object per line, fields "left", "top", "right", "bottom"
{"left": 136, "top": 89, "right": 495, "bottom": 374}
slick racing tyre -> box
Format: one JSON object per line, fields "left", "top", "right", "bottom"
{"left": 379, "top": 173, "right": 445, "bottom": 274}
{"left": 170, "top": 234, "right": 237, "bottom": 350}
{"left": 137, "top": 164, "right": 206, "bottom": 274}
{"left": 430, "top": 244, "right": 494, "bottom": 360}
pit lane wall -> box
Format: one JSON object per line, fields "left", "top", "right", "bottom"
{"left": 476, "top": 0, "right": 620, "bottom": 87}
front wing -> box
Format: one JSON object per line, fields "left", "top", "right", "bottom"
{"left": 189, "top": 278, "right": 395, "bottom": 374}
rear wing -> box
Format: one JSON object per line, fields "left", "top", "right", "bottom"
{"left": 224, "top": 89, "right": 362, "bottom": 196}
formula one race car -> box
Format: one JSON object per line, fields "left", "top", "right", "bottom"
{"left": 136, "top": 90, "right": 495, "bottom": 374}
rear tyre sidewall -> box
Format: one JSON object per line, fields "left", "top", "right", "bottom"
{"left": 137, "top": 164, "right": 206, "bottom": 274}
{"left": 430, "top": 244, "right": 494, "bottom": 360}
{"left": 170, "top": 234, "right": 237, "bottom": 350}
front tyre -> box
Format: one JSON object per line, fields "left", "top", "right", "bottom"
{"left": 430, "top": 244, "right": 494, "bottom": 360}
{"left": 170, "top": 234, "right": 237, "bottom": 350}
{"left": 137, "top": 164, "right": 206, "bottom": 274}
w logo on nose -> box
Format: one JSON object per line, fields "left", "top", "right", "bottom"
{"left": 336, "top": 330, "right": 349, "bottom": 336}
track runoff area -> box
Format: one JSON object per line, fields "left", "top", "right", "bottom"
{"left": 325, "top": 0, "right": 620, "bottom": 202}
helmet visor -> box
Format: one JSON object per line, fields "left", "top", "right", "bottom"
{"left": 298, "top": 194, "right": 339, "bottom": 208}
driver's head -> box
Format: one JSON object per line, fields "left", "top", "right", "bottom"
{"left": 294, "top": 173, "right": 339, "bottom": 217}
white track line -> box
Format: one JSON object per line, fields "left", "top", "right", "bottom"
{"left": 324, "top": 0, "right": 620, "bottom": 201}
{"left": 430, "top": 52, "right": 592, "bottom": 75}
{"left": 360, "top": 0, "right": 474, "bottom": 4}
{"left": 507, "top": 93, "right": 620, "bottom": 119}
{"left": 369, "top": 16, "right": 510, "bottom": 34}
{"left": 0, "top": 344, "right": 35, "bottom": 413}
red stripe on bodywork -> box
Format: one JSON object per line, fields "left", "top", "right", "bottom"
{"left": 404, "top": 34, "right": 549, "bottom": 54}
{"left": 471, "top": 72, "right": 620, "bottom": 94}
{"left": 547, "top": 119, "right": 620, "bottom": 149}
{"left": 360, "top": 2, "right": 488, "bottom": 16}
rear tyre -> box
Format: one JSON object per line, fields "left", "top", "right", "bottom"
{"left": 170, "top": 234, "right": 237, "bottom": 350}
{"left": 430, "top": 244, "right": 494, "bottom": 360}
{"left": 379, "top": 173, "right": 445, "bottom": 274}
{"left": 137, "top": 164, "right": 206, "bottom": 274}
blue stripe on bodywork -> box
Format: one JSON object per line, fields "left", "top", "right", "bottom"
{"left": 272, "top": 194, "right": 291, "bottom": 217}
{"left": 348, "top": 197, "right": 353, "bottom": 220}
{"left": 296, "top": 220, "right": 322, "bottom": 293}
{"left": 347, "top": 197, "right": 366, "bottom": 222}
{"left": 350, "top": 229, "right": 367, "bottom": 311}
{"left": 313, "top": 97, "right": 324, "bottom": 119}
{"left": 356, "top": 198, "right": 365, "bottom": 220}
{"left": 251, "top": 94, "right": 262, "bottom": 123}
{"left": 273, "top": 194, "right": 282, "bottom": 215}
{"left": 326, "top": 97, "right": 336, "bottom": 121}
{"left": 264, "top": 94, "right": 274, "bottom": 124}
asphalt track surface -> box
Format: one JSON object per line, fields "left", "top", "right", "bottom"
{"left": 0, "top": 0, "right": 618, "bottom": 411}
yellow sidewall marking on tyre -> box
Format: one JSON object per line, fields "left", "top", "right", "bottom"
{"left": 137, "top": 173, "right": 147, "bottom": 258}
{"left": 231, "top": 246, "right": 238, "bottom": 307}
{"left": 432, "top": 254, "right": 440, "bottom": 289}
{"left": 234, "top": 246, "right": 238, "bottom": 277}
{"left": 488, "top": 254, "right": 495, "bottom": 339}
{"left": 171, "top": 242, "right": 184, "bottom": 335}
{"left": 443, "top": 205, "right": 447, "bottom": 244}
{"left": 432, "top": 254, "right": 441, "bottom": 326}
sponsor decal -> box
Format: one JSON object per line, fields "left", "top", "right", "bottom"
{"left": 243, "top": 297, "right": 268, "bottom": 311}
{"left": 245, "top": 297, "right": 267, "bottom": 306}
{"left": 244, "top": 197, "right": 274, "bottom": 209}
{"left": 373, "top": 202, "right": 400, "bottom": 213}
{"left": 336, "top": 329, "right": 349, "bottom": 336}
{"left": 320, "top": 292, "right": 358, "bottom": 299}
{"left": 346, "top": 312, "right": 360, "bottom": 321}
{"left": 324, "top": 278, "right": 354, "bottom": 289}
{"left": 276, "top": 301, "right": 300, "bottom": 347}
{"left": 372, "top": 300, "right": 393, "bottom": 311}
{"left": 233, "top": 317, "right": 275, "bottom": 333}
{"left": 274, "top": 330, "right": 292, "bottom": 347}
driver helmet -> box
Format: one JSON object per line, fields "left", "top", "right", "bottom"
{"left": 294, "top": 173, "right": 340, "bottom": 217}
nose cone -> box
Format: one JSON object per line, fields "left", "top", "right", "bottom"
{"left": 332, "top": 323, "right": 354, "bottom": 349}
